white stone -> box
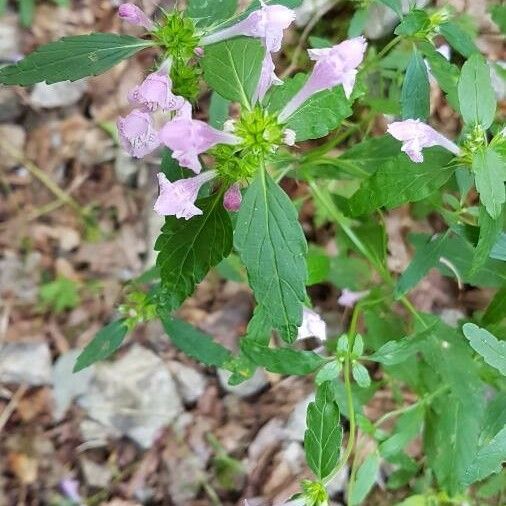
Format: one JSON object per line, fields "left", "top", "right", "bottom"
{"left": 30, "top": 80, "right": 88, "bottom": 109}
{"left": 0, "top": 342, "right": 52, "bottom": 386}
{"left": 78, "top": 345, "right": 183, "bottom": 448}
{"left": 218, "top": 368, "right": 269, "bottom": 398}
{"left": 168, "top": 361, "right": 207, "bottom": 405}
{"left": 283, "top": 393, "right": 314, "bottom": 442}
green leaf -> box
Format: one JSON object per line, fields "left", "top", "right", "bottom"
{"left": 267, "top": 73, "right": 352, "bottom": 141}
{"left": 463, "top": 427, "right": 506, "bottom": 485}
{"left": 491, "top": 233, "right": 506, "bottom": 261}
{"left": 377, "top": 0, "right": 403, "bottom": 18}
{"left": 0, "top": 33, "right": 151, "bottom": 86}
{"left": 394, "top": 10, "right": 429, "bottom": 37}
{"left": 307, "top": 246, "right": 330, "bottom": 285}
{"left": 18, "top": 0, "right": 35, "bottom": 27}
{"left": 352, "top": 362, "right": 371, "bottom": 388}
{"left": 234, "top": 170, "right": 307, "bottom": 342}
{"left": 439, "top": 21, "right": 479, "bottom": 58}
{"left": 187, "top": 0, "right": 237, "bottom": 27}
{"left": 316, "top": 361, "right": 342, "bottom": 385}
{"left": 462, "top": 323, "right": 506, "bottom": 375}
{"left": 395, "top": 233, "right": 450, "bottom": 297}
{"left": 350, "top": 453, "right": 380, "bottom": 505}
{"left": 458, "top": 54, "right": 497, "bottom": 129}
{"left": 473, "top": 147, "right": 505, "bottom": 220}
{"left": 482, "top": 287, "right": 506, "bottom": 325}
{"left": 155, "top": 195, "right": 233, "bottom": 311}
{"left": 401, "top": 49, "right": 430, "bottom": 120}
{"left": 470, "top": 206, "right": 503, "bottom": 276}
{"left": 162, "top": 316, "right": 232, "bottom": 367}
{"left": 304, "top": 381, "right": 343, "bottom": 480}
{"left": 368, "top": 325, "right": 435, "bottom": 365}
{"left": 490, "top": 5, "right": 506, "bottom": 33}
{"left": 74, "top": 320, "right": 128, "bottom": 372}
{"left": 201, "top": 37, "right": 264, "bottom": 106}
{"left": 348, "top": 9, "right": 369, "bottom": 38}
{"left": 348, "top": 148, "right": 453, "bottom": 216}
{"left": 39, "top": 277, "right": 80, "bottom": 313}
{"left": 241, "top": 341, "right": 325, "bottom": 375}
{"left": 209, "top": 92, "right": 231, "bottom": 130}
{"left": 419, "top": 41, "right": 460, "bottom": 110}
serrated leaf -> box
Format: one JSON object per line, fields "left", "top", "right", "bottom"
{"left": 470, "top": 206, "right": 503, "bottom": 276}
{"left": 462, "top": 323, "right": 506, "bottom": 375}
{"left": 482, "top": 287, "right": 506, "bottom": 325}
{"left": 352, "top": 362, "right": 371, "bottom": 388}
{"left": 394, "top": 10, "right": 428, "bottom": 36}
{"left": 350, "top": 453, "right": 380, "bottom": 505}
{"left": 463, "top": 427, "right": 506, "bottom": 485}
{"left": 316, "top": 361, "right": 342, "bottom": 385}
{"left": 395, "top": 233, "right": 450, "bottom": 297}
{"left": 0, "top": 33, "right": 151, "bottom": 86}
{"left": 304, "top": 381, "right": 342, "bottom": 480}
{"left": 234, "top": 170, "right": 307, "bottom": 342}
{"left": 155, "top": 195, "right": 233, "bottom": 311}
{"left": 348, "top": 148, "right": 453, "bottom": 216}
{"left": 377, "top": 0, "right": 403, "bottom": 18}
{"left": 74, "top": 320, "right": 128, "bottom": 372}
{"left": 187, "top": 0, "right": 237, "bottom": 27}
{"left": 267, "top": 73, "right": 352, "bottom": 141}
{"left": 162, "top": 316, "right": 232, "bottom": 367}
{"left": 473, "top": 147, "right": 505, "bottom": 220}
{"left": 201, "top": 37, "right": 264, "bottom": 106}
{"left": 307, "top": 246, "right": 330, "bottom": 285}
{"left": 209, "top": 91, "right": 230, "bottom": 129}
{"left": 491, "top": 232, "right": 506, "bottom": 261}
{"left": 402, "top": 49, "right": 430, "bottom": 120}
{"left": 241, "top": 341, "right": 325, "bottom": 375}
{"left": 348, "top": 9, "right": 369, "bottom": 38}
{"left": 439, "top": 21, "right": 479, "bottom": 58}
{"left": 458, "top": 54, "right": 497, "bottom": 129}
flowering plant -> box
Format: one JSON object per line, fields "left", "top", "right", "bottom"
{"left": 1, "top": 1, "right": 504, "bottom": 504}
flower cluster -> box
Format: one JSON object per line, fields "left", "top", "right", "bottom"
{"left": 116, "top": 3, "right": 369, "bottom": 221}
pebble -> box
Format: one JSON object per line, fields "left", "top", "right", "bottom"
{"left": 168, "top": 361, "right": 207, "bottom": 405}
{"left": 0, "top": 342, "right": 52, "bottom": 386}
{"left": 30, "top": 80, "right": 88, "bottom": 109}
{"left": 283, "top": 393, "right": 314, "bottom": 442}
{"left": 218, "top": 368, "right": 269, "bottom": 398}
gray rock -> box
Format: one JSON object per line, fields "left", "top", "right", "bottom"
{"left": 0, "top": 16, "right": 20, "bottom": 60}
{"left": 218, "top": 368, "right": 269, "bottom": 398}
{"left": 490, "top": 61, "right": 506, "bottom": 101}
{"left": 80, "top": 458, "right": 112, "bottom": 488}
{"left": 30, "top": 80, "right": 88, "bottom": 109}
{"left": 52, "top": 350, "right": 94, "bottom": 421}
{"left": 0, "top": 88, "right": 22, "bottom": 122}
{"left": 114, "top": 148, "right": 143, "bottom": 185}
{"left": 327, "top": 464, "right": 349, "bottom": 497}
{"left": 0, "top": 251, "right": 41, "bottom": 302}
{"left": 364, "top": 0, "right": 430, "bottom": 40}
{"left": 281, "top": 441, "right": 305, "bottom": 474}
{"left": 166, "top": 454, "right": 206, "bottom": 506}
{"left": 295, "top": 0, "right": 335, "bottom": 27}
{"left": 283, "top": 393, "right": 314, "bottom": 442}
{"left": 0, "top": 124, "right": 26, "bottom": 169}
{"left": 0, "top": 341, "right": 52, "bottom": 386}
{"left": 168, "top": 361, "right": 207, "bottom": 405}
{"left": 78, "top": 345, "right": 183, "bottom": 448}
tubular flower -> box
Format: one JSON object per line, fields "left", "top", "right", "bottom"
{"left": 129, "top": 66, "right": 185, "bottom": 112}
{"left": 154, "top": 171, "right": 217, "bottom": 220}
{"left": 159, "top": 102, "right": 241, "bottom": 174}
{"left": 223, "top": 183, "right": 242, "bottom": 212}
{"left": 200, "top": 1, "right": 295, "bottom": 52}
{"left": 297, "top": 307, "right": 327, "bottom": 341}
{"left": 253, "top": 51, "right": 283, "bottom": 104}
{"left": 118, "top": 3, "right": 154, "bottom": 31}
{"left": 278, "top": 36, "right": 367, "bottom": 122}
{"left": 387, "top": 119, "right": 461, "bottom": 163}
{"left": 117, "top": 110, "right": 160, "bottom": 159}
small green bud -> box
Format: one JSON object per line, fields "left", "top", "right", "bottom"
{"left": 118, "top": 290, "right": 157, "bottom": 330}
{"left": 302, "top": 480, "right": 329, "bottom": 506}
{"left": 170, "top": 60, "right": 201, "bottom": 102}
{"left": 154, "top": 11, "right": 200, "bottom": 61}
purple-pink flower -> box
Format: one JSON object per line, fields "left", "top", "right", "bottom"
{"left": 129, "top": 67, "right": 185, "bottom": 112}
{"left": 154, "top": 171, "right": 217, "bottom": 220}
{"left": 117, "top": 109, "right": 160, "bottom": 159}
{"left": 278, "top": 36, "right": 367, "bottom": 122}
{"left": 297, "top": 307, "right": 327, "bottom": 341}
{"left": 201, "top": 1, "right": 295, "bottom": 53}
{"left": 223, "top": 183, "right": 242, "bottom": 212}
{"left": 253, "top": 51, "right": 283, "bottom": 103}
{"left": 387, "top": 119, "right": 461, "bottom": 163}
{"left": 159, "top": 102, "right": 241, "bottom": 174}
{"left": 118, "top": 3, "right": 154, "bottom": 31}
{"left": 338, "top": 289, "right": 370, "bottom": 308}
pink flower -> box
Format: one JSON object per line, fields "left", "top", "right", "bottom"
{"left": 278, "top": 37, "right": 367, "bottom": 122}
{"left": 201, "top": 1, "right": 295, "bottom": 52}
{"left": 223, "top": 183, "right": 242, "bottom": 211}
{"left": 387, "top": 119, "right": 461, "bottom": 163}
{"left": 297, "top": 307, "right": 326, "bottom": 341}
{"left": 159, "top": 102, "right": 241, "bottom": 174}
{"left": 338, "top": 289, "right": 370, "bottom": 308}
{"left": 118, "top": 3, "right": 154, "bottom": 31}
{"left": 154, "top": 171, "right": 217, "bottom": 220}
{"left": 129, "top": 67, "right": 185, "bottom": 112}
{"left": 253, "top": 51, "right": 283, "bottom": 103}
{"left": 117, "top": 110, "right": 160, "bottom": 159}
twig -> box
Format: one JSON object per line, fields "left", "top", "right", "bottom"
{"left": 0, "top": 384, "right": 28, "bottom": 433}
